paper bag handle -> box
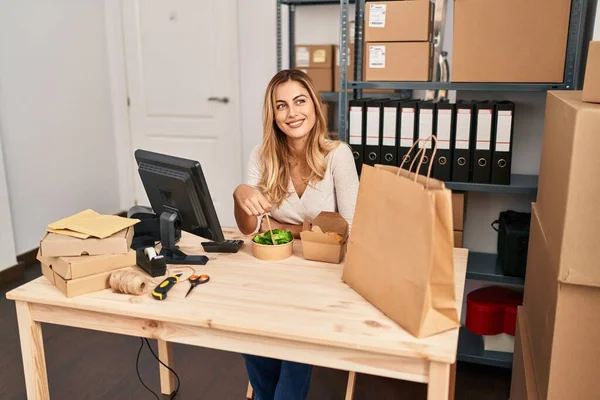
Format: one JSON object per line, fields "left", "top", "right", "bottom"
{"left": 398, "top": 136, "right": 438, "bottom": 186}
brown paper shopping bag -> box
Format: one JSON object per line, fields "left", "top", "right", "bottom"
{"left": 342, "top": 137, "right": 460, "bottom": 338}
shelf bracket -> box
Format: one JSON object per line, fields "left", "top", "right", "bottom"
{"left": 425, "top": 0, "right": 450, "bottom": 102}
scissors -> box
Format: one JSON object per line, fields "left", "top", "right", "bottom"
{"left": 185, "top": 273, "right": 210, "bottom": 297}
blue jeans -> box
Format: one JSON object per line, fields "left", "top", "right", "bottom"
{"left": 242, "top": 354, "right": 312, "bottom": 400}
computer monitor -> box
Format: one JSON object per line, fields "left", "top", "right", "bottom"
{"left": 134, "top": 149, "right": 225, "bottom": 265}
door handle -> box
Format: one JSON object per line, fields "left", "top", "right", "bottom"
{"left": 207, "top": 97, "right": 229, "bottom": 104}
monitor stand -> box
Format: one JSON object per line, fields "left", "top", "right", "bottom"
{"left": 159, "top": 207, "right": 208, "bottom": 265}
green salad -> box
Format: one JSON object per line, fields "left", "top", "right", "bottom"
{"left": 253, "top": 229, "right": 293, "bottom": 245}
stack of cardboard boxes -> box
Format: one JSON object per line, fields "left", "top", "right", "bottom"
{"left": 37, "top": 210, "right": 138, "bottom": 297}
{"left": 510, "top": 42, "right": 600, "bottom": 400}
{"left": 363, "top": 1, "right": 433, "bottom": 82}
{"left": 295, "top": 44, "right": 334, "bottom": 92}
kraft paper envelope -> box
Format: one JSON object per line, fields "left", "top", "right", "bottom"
{"left": 47, "top": 209, "right": 139, "bottom": 239}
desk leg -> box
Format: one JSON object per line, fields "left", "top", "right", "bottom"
{"left": 157, "top": 340, "right": 176, "bottom": 395}
{"left": 427, "top": 361, "right": 450, "bottom": 400}
{"left": 345, "top": 371, "right": 357, "bottom": 400}
{"left": 448, "top": 362, "right": 456, "bottom": 400}
{"left": 15, "top": 301, "right": 50, "bottom": 400}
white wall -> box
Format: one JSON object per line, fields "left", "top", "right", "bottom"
{"left": 595, "top": 4, "right": 600, "bottom": 39}
{"left": 0, "top": 120, "right": 17, "bottom": 271}
{"left": 0, "top": 0, "right": 121, "bottom": 255}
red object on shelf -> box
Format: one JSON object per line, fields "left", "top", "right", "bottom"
{"left": 465, "top": 286, "right": 523, "bottom": 336}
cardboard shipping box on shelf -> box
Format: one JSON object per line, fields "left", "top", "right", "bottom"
{"left": 364, "top": 42, "right": 432, "bottom": 81}
{"left": 364, "top": 0, "right": 433, "bottom": 42}
{"left": 37, "top": 249, "right": 136, "bottom": 280}
{"left": 452, "top": 192, "right": 466, "bottom": 231}
{"left": 510, "top": 307, "right": 539, "bottom": 400}
{"left": 300, "top": 212, "right": 348, "bottom": 264}
{"left": 536, "top": 91, "right": 600, "bottom": 283}
{"left": 522, "top": 203, "right": 600, "bottom": 399}
{"left": 582, "top": 41, "right": 600, "bottom": 103}
{"left": 452, "top": 0, "right": 571, "bottom": 82}
{"left": 296, "top": 44, "right": 334, "bottom": 92}
{"left": 453, "top": 231, "right": 463, "bottom": 248}
{"left": 39, "top": 227, "right": 134, "bottom": 257}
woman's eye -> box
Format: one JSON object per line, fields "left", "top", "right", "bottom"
{"left": 296, "top": 99, "right": 305, "bottom": 105}
{"left": 277, "top": 104, "right": 286, "bottom": 110}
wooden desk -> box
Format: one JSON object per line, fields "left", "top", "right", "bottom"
{"left": 7, "top": 229, "right": 468, "bottom": 400}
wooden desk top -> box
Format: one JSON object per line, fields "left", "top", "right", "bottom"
{"left": 7, "top": 228, "right": 468, "bottom": 364}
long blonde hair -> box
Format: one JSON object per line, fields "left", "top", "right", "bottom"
{"left": 259, "top": 69, "right": 338, "bottom": 206}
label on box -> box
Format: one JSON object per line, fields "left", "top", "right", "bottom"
{"left": 312, "top": 49, "right": 327, "bottom": 64}
{"left": 455, "top": 109, "right": 471, "bottom": 150}
{"left": 383, "top": 108, "right": 397, "bottom": 146}
{"left": 369, "top": 45, "right": 385, "bottom": 69}
{"left": 495, "top": 110, "right": 513, "bottom": 152}
{"left": 369, "top": 4, "right": 386, "bottom": 27}
{"left": 296, "top": 47, "right": 310, "bottom": 67}
{"left": 476, "top": 109, "right": 492, "bottom": 150}
{"left": 436, "top": 110, "right": 452, "bottom": 150}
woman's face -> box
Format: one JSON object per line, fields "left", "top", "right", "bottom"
{"left": 273, "top": 80, "right": 316, "bottom": 142}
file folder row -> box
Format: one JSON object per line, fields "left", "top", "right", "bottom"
{"left": 348, "top": 99, "right": 516, "bottom": 185}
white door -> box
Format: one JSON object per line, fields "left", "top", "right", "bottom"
{"left": 122, "top": 0, "right": 242, "bottom": 228}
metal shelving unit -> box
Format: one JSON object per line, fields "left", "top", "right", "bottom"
{"left": 277, "top": 0, "right": 589, "bottom": 370}
{"left": 445, "top": 174, "right": 538, "bottom": 195}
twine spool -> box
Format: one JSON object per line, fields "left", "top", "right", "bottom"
{"left": 109, "top": 270, "right": 149, "bottom": 295}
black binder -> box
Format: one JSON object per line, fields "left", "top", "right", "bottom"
{"left": 381, "top": 99, "right": 401, "bottom": 166}
{"left": 417, "top": 101, "right": 436, "bottom": 176}
{"left": 491, "top": 101, "right": 515, "bottom": 185}
{"left": 433, "top": 101, "right": 455, "bottom": 182}
{"left": 364, "top": 99, "right": 388, "bottom": 166}
{"left": 398, "top": 100, "right": 418, "bottom": 168}
{"left": 348, "top": 99, "right": 369, "bottom": 175}
{"left": 452, "top": 101, "right": 474, "bottom": 182}
{"left": 472, "top": 101, "right": 495, "bottom": 184}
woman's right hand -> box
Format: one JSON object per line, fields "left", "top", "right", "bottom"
{"left": 233, "top": 184, "right": 272, "bottom": 216}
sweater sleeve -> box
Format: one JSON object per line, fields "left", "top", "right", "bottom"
{"left": 331, "top": 143, "right": 359, "bottom": 228}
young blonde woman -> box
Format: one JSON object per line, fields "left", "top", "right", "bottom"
{"left": 233, "top": 69, "right": 359, "bottom": 399}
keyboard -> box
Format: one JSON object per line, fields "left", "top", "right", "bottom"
{"left": 201, "top": 239, "right": 244, "bottom": 253}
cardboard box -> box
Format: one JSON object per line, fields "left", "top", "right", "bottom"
{"left": 510, "top": 307, "right": 539, "bottom": 400}
{"left": 365, "top": 42, "right": 431, "bottom": 82}
{"left": 299, "top": 68, "right": 333, "bottom": 92}
{"left": 365, "top": 1, "right": 432, "bottom": 42}
{"left": 39, "top": 227, "right": 134, "bottom": 257}
{"left": 295, "top": 45, "right": 334, "bottom": 69}
{"left": 452, "top": 0, "right": 571, "bottom": 82}
{"left": 37, "top": 249, "right": 136, "bottom": 280}
{"left": 536, "top": 91, "right": 600, "bottom": 286}
{"left": 583, "top": 41, "right": 600, "bottom": 103}
{"left": 453, "top": 231, "right": 463, "bottom": 248}
{"left": 300, "top": 212, "right": 348, "bottom": 264}
{"left": 452, "top": 192, "right": 466, "bottom": 231}
{"left": 522, "top": 203, "right": 600, "bottom": 399}
{"left": 41, "top": 262, "right": 126, "bottom": 298}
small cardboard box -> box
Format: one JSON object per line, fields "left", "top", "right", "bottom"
{"left": 364, "top": 42, "right": 431, "bottom": 82}
{"left": 300, "top": 212, "right": 349, "bottom": 264}
{"left": 299, "top": 68, "right": 333, "bottom": 92}
{"left": 41, "top": 261, "right": 126, "bottom": 298}
{"left": 365, "top": 1, "right": 433, "bottom": 42}
{"left": 37, "top": 249, "right": 136, "bottom": 280}
{"left": 39, "top": 226, "right": 134, "bottom": 257}
{"left": 295, "top": 45, "right": 334, "bottom": 69}
{"left": 452, "top": 192, "right": 466, "bottom": 231}
{"left": 583, "top": 41, "right": 600, "bottom": 103}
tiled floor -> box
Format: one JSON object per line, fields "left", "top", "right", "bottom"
{"left": 1, "top": 265, "right": 512, "bottom": 399}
